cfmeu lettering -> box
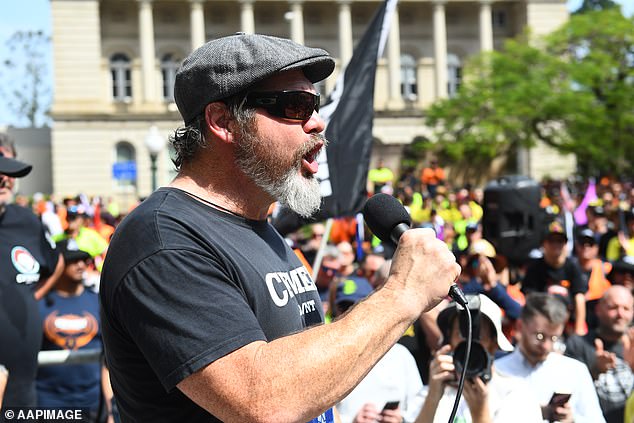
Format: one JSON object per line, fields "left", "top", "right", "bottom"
{"left": 265, "top": 267, "right": 317, "bottom": 307}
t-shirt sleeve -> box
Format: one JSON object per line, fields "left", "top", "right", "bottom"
{"left": 39, "top": 223, "right": 60, "bottom": 278}
{"left": 114, "top": 249, "right": 267, "bottom": 392}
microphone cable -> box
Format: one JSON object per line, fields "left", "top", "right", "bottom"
{"left": 447, "top": 285, "right": 472, "bottom": 423}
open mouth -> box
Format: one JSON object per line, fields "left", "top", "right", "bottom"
{"left": 301, "top": 143, "right": 323, "bottom": 175}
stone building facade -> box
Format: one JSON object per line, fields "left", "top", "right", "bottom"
{"left": 50, "top": 0, "right": 574, "bottom": 206}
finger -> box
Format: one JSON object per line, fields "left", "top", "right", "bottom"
{"left": 595, "top": 338, "right": 604, "bottom": 353}
{"left": 609, "top": 352, "right": 618, "bottom": 366}
{"left": 436, "top": 344, "right": 453, "bottom": 356}
{"left": 436, "top": 361, "right": 456, "bottom": 373}
{"left": 435, "top": 370, "right": 457, "bottom": 382}
{"left": 470, "top": 376, "right": 486, "bottom": 391}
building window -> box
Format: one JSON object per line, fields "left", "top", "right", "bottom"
{"left": 161, "top": 53, "right": 180, "bottom": 102}
{"left": 114, "top": 141, "right": 137, "bottom": 189}
{"left": 492, "top": 10, "right": 507, "bottom": 29}
{"left": 447, "top": 54, "right": 462, "bottom": 98}
{"left": 400, "top": 54, "right": 418, "bottom": 101}
{"left": 110, "top": 53, "right": 132, "bottom": 102}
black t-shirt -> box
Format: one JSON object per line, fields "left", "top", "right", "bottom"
{"left": 100, "top": 188, "right": 325, "bottom": 422}
{"left": 0, "top": 204, "right": 59, "bottom": 407}
{"left": 522, "top": 257, "right": 587, "bottom": 298}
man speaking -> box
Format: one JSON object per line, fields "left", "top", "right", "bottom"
{"left": 100, "top": 33, "right": 459, "bottom": 423}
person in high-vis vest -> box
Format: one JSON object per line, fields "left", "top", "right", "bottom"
{"left": 576, "top": 228, "right": 613, "bottom": 331}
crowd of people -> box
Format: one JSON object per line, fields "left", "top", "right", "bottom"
{"left": 1, "top": 32, "right": 633, "bottom": 423}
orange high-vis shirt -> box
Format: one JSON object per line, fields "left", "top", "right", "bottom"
{"left": 421, "top": 167, "right": 445, "bottom": 186}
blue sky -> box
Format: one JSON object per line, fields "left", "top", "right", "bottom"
{"left": 0, "top": 0, "right": 632, "bottom": 125}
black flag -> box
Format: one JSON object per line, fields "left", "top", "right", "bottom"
{"left": 273, "top": 0, "right": 397, "bottom": 235}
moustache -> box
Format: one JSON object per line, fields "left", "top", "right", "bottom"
{"left": 294, "top": 134, "right": 329, "bottom": 163}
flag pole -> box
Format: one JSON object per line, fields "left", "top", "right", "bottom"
{"left": 311, "top": 218, "right": 335, "bottom": 282}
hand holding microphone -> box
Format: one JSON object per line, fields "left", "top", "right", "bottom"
{"left": 362, "top": 194, "right": 464, "bottom": 316}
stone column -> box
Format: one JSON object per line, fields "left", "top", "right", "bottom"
{"left": 240, "top": 0, "right": 255, "bottom": 34}
{"left": 479, "top": 0, "right": 494, "bottom": 52}
{"left": 189, "top": 0, "right": 206, "bottom": 50}
{"left": 337, "top": 0, "right": 353, "bottom": 66}
{"left": 289, "top": 1, "right": 304, "bottom": 45}
{"left": 387, "top": 6, "right": 403, "bottom": 109}
{"left": 432, "top": 0, "right": 448, "bottom": 99}
{"left": 138, "top": 0, "right": 157, "bottom": 102}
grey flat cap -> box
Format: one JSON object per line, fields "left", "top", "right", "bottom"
{"left": 174, "top": 33, "right": 335, "bottom": 125}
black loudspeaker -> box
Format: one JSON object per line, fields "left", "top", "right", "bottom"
{"left": 483, "top": 175, "right": 544, "bottom": 265}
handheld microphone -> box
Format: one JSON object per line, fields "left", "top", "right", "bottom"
{"left": 363, "top": 193, "right": 471, "bottom": 423}
{"left": 362, "top": 193, "right": 467, "bottom": 306}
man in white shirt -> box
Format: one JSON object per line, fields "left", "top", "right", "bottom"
{"left": 496, "top": 292, "right": 606, "bottom": 423}
{"left": 416, "top": 294, "right": 543, "bottom": 423}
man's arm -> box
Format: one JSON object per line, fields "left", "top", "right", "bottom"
{"left": 573, "top": 293, "right": 587, "bottom": 336}
{"left": 34, "top": 253, "right": 64, "bottom": 301}
{"left": 178, "top": 229, "right": 460, "bottom": 423}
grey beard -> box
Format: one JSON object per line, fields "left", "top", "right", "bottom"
{"left": 234, "top": 132, "right": 324, "bottom": 219}
{"left": 271, "top": 167, "right": 322, "bottom": 218}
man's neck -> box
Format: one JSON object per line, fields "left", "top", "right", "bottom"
{"left": 171, "top": 173, "right": 272, "bottom": 221}
{"left": 544, "top": 255, "right": 565, "bottom": 268}
{"left": 518, "top": 345, "right": 543, "bottom": 368}
{"left": 55, "top": 278, "right": 85, "bottom": 297}
{"left": 596, "top": 326, "right": 622, "bottom": 344}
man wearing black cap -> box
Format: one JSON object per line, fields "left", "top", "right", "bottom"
{"left": 37, "top": 239, "right": 113, "bottom": 421}
{"left": 522, "top": 221, "right": 587, "bottom": 336}
{"left": 0, "top": 133, "right": 63, "bottom": 407}
{"left": 100, "top": 33, "right": 460, "bottom": 423}
{"left": 574, "top": 228, "right": 612, "bottom": 331}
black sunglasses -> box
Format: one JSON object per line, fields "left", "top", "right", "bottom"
{"left": 243, "top": 91, "right": 320, "bottom": 121}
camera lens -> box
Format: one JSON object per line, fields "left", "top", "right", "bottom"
{"left": 453, "top": 341, "right": 492, "bottom": 383}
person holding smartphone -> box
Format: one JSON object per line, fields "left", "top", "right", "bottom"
{"left": 334, "top": 278, "right": 424, "bottom": 423}
{"left": 496, "top": 293, "right": 605, "bottom": 423}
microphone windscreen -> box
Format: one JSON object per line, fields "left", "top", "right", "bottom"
{"left": 362, "top": 194, "right": 412, "bottom": 243}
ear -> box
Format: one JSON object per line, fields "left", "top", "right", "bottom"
{"left": 515, "top": 319, "right": 523, "bottom": 340}
{"left": 203, "top": 102, "right": 235, "bottom": 144}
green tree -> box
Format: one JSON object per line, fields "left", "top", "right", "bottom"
{"left": 425, "top": 34, "right": 575, "bottom": 182}
{"left": 547, "top": 9, "right": 634, "bottom": 176}
{"left": 573, "top": 0, "right": 619, "bottom": 14}
{"left": 425, "top": 9, "right": 634, "bottom": 179}
{"left": 0, "top": 30, "right": 52, "bottom": 127}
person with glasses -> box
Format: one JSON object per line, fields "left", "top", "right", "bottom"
{"left": 496, "top": 293, "right": 605, "bottom": 423}
{"left": 522, "top": 221, "right": 588, "bottom": 336}
{"left": 99, "top": 33, "right": 460, "bottom": 423}
{"left": 0, "top": 133, "right": 64, "bottom": 408}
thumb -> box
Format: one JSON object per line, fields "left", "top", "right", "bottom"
{"left": 595, "top": 338, "right": 604, "bottom": 354}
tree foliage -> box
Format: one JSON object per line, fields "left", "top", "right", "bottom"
{"left": 573, "top": 0, "right": 620, "bottom": 15}
{"left": 425, "top": 9, "right": 634, "bottom": 179}
{"left": 0, "top": 30, "right": 51, "bottom": 127}
{"left": 547, "top": 9, "right": 634, "bottom": 176}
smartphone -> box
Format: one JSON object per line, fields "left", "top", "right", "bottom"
{"left": 549, "top": 392, "right": 571, "bottom": 407}
{"left": 382, "top": 401, "right": 400, "bottom": 411}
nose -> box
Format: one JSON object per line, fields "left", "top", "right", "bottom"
{"left": 304, "top": 109, "right": 326, "bottom": 134}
